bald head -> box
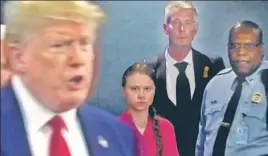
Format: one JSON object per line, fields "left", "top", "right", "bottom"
{"left": 228, "top": 20, "right": 263, "bottom": 45}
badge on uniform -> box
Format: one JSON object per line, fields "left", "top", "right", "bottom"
{"left": 203, "top": 66, "right": 209, "bottom": 78}
{"left": 235, "top": 124, "right": 249, "bottom": 145}
{"left": 251, "top": 92, "right": 263, "bottom": 104}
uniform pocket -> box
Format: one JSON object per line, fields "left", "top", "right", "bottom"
{"left": 242, "top": 103, "right": 266, "bottom": 122}
{"left": 204, "top": 104, "right": 225, "bottom": 133}
{"left": 204, "top": 104, "right": 224, "bottom": 115}
{"left": 241, "top": 102, "right": 267, "bottom": 142}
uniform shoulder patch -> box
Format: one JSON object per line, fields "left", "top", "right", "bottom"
{"left": 216, "top": 68, "right": 233, "bottom": 76}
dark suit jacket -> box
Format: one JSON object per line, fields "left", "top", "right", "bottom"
{"left": 1, "top": 84, "right": 137, "bottom": 156}
{"left": 145, "top": 48, "right": 225, "bottom": 156}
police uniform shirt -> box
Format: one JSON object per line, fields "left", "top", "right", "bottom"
{"left": 195, "top": 60, "right": 268, "bottom": 156}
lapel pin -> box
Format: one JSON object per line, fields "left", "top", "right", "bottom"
{"left": 98, "top": 135, "right": 109, "bottom": 148}
{"left": 203, "top": 66, "right": 209, "bottom": 78}
{"left": 251, "top": 92, "right": 263, "bottom": 104}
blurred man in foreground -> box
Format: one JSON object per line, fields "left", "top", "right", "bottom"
{"left": 1, "top": 1, "right": 136, "bottom": 156}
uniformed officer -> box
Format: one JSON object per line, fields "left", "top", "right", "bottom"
{"left": 195, "top": 20, "right": 268, "bottom": 156}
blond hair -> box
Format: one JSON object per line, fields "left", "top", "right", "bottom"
{"left": 164, "top": 1, "right": 197, "bottom": 23}
{"left": 3, "top": 1, "right": 106, "bottom": 43}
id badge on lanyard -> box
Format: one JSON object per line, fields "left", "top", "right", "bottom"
{"left": 235, "top": 119, "right": 249, "bottom": 145}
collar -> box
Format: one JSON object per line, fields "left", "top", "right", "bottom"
{"left": 119, "top": 111, "right": 152, "bottom": 130}
{"left": 165, "top": 47, "right": 193, "bottom": 66}
{"left": 231, "top": 60, "right": 268, "bottom": 89}
{"left": 11, "top": 75, "right": 77, "bottom": 132}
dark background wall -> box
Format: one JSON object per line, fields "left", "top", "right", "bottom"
{"left": 2, "top": 1, "right": 268, "bottom": 115}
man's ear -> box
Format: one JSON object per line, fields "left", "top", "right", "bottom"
{"left": 163, "top": 23, "right": 168, "bottom": 35}
{"left": 193, "top": 22, "right": 198, "bottom": 38}
{"left": 8, "top": 43, "right": 27, "bottom": 73}
{"left": 260, "top": 43, "right": 265, "bottom": 59}
{"left": 260, "top": 43, "right": 264, "bottom": 52}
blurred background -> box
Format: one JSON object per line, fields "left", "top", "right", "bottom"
{"left": 1, "top": 1, "right": 268, "bottom": 115}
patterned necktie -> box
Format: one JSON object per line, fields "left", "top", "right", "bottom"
{"left": 212, "top": 77, "right": 245, "bottom": 156}
{"left": 48, "top": 115, "right": 71, "bottom": 156}
{"left": 175, "top": 61, "right": 191, "bottom": 107}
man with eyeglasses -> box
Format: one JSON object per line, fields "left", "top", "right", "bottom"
{"left": 196, "top": 20, "right": 268, "bottom": 156}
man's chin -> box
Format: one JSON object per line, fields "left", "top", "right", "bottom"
{"left": 53, "top": 98, "right": 86, "bottom": 113}
{"left": 175, "top": 42, "right": 191, "bottom": 47}
{"left": 233, "top": 68, "right": 252, "bottom": 78}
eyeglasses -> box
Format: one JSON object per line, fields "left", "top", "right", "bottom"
{"left": 169, "top": 19, "right": 196, "bottom": 28}
{"left": 228, "top": 43, "right": 262, "bottom": 50}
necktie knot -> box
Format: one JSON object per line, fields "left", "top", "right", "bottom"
{"left": 174, "top": 62, "right": 188, "bottom": 73}
{"left": 47, "top": 115, "right": 67, "bottom": 132}
{"left": 236, "top": 77, "right": 245, "bottom": 87}
{"left": 48, "top": 115, "right": 71, "bottom": 156}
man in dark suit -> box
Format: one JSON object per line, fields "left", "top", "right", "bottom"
{"left": 145, "top": 1, "right": 225, "bottom": 156}
{"left": 1, "top": 1, "right": 136, "bottom": 156}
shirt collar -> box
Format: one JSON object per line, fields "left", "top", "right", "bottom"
{"left": 231, "top": 60, "right": 268, "bottom": 88}
{"left": 245, "top": 60, "right": 268, "bottom": 84}
{"left": 165, "top": 47, "right": 193, "bottom": 66}
{"left": 119, "top": 111, "right": 152, "bottom": 129}
{"left": 12, "top": 75, "right": 77, "bottom": 132}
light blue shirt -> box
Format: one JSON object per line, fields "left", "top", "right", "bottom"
{"left": 196, "top": 60, "right": 268, "bottom": 156}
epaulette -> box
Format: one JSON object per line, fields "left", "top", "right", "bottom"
{"left": 216, "top": 68, "right": 233, "bottom": 76}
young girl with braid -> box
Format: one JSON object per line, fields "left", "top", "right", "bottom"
{"left": 119, "top": 63, "right": 179, "bottom": 156}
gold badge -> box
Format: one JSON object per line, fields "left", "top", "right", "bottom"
{"left": 203, "top": 66, "right": 209, "bottom": 78}
{"left": 251, "top": 92, "right": 263, "bottom": 104}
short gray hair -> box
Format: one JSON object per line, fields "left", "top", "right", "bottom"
{"left": 164, "top": 1, "right": 197, "bottom": 23}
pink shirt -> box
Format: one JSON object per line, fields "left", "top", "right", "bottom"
{"left": 119, "top": 112, "right": 179, "bottom": 156}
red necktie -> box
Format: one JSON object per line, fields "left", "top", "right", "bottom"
{"left": 48, "top": 115, "right": 71, "bottom": 156}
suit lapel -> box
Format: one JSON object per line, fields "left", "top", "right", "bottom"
{"left": 192, "top": 49, "right": 208, "bottom": 100}
{"left": 1, "top": 85, "right": 32, "bottom": 156}
{"left": 77, "top": 107, "right": 119, "bottom": 156}
{"left": 155, "top": 52, "right": 173, "bottom": 102}
{"left": 155, "top": 52, "right": 166, "bottom": 82}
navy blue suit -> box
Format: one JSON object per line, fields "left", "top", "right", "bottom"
{"left": 1, "top": 84, "right": 136, "bottom": 156}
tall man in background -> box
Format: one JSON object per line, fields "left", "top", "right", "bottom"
{"left": 1, "top": 1, "right": 136, "bottom": 156}
{"left": 145, "top": 1, "right": 225, "bottom": 156}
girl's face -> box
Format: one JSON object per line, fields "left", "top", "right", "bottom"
{"left": 123, "top": 72, "right": 155, "bottom": 112}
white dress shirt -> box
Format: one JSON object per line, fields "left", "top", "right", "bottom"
{"left": 165, "top": 48, "right": 196, "bottom": 105}
{"left": 12, "top": 75, "right": 89, "bottom": 156}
